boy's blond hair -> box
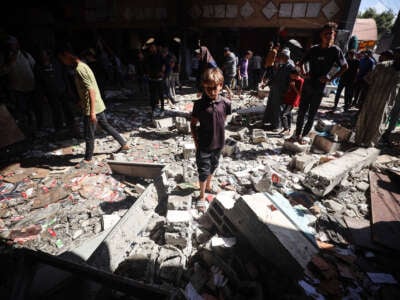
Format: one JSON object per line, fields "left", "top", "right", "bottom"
{"left": 202, "top": 67, "right": 224, "bottom": 86}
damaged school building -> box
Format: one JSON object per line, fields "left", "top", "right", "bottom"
{"left": 1, "top": 1, "right": 400, "bottom": 300}
{"left": 2, "top": 0, "right": 360, "bottom": 76}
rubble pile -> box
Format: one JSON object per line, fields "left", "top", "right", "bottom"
{"left": 0, "top": 161, "right": 147, "bottom": 255}
{"left": 1, "top": 88, "right": 400, "bottom": 299}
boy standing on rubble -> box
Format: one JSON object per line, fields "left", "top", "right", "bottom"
{"left": 57, "top": 43, "right": 130, "bottom": 167}
{"left": 191, "top": 68, "right": 231, "bottom": 211}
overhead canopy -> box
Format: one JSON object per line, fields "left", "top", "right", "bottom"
{"left": 352, "top": 18, "right": 378, "bottom": 41}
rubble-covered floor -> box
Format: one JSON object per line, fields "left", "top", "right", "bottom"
{"left": 1, "top": 83, "right": 400, "bottom": 299}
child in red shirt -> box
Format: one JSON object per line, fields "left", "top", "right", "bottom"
{"left": 281, "top": 69, "right": 304, "bottom": 135}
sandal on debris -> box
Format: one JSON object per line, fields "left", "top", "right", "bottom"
{"left": 298, "top": 138, "right": 308, "bottom": 145}
{"left": 195, "top": 198, "right": 208, "bottom": 212}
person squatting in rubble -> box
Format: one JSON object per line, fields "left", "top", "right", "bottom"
{"left": 56, "top": 43, "right": 130, "bottom": 167}
{"left": 280, "top": 68, "right": 304, "bottom": 136}
{"left": 263, "top": 48, "right": 294, "bottom": 132}
{"left": 292, "top": 22, "right": 348, "bottom": 144}
{"left": 191, "top": 68, "right": 231, "bottom": 212}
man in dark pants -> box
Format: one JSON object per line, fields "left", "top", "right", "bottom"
{"left": 57, "top": 44, "right": 129, "bottom": 166}
{"left": 332, "top": 49, "right": 359, "bottom": 112}
{"left": 144, "top": 42, "right": 166, "bottom": 117}
{"left": 292, "top": 22, "right": 348, "bottom": 144}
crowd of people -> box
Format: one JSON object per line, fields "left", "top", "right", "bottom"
{"left": 1, "top": 22, "right": 400, "bottom": 205}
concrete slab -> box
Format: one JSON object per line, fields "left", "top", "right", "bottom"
{"left": 208, "top": 192, "right": 318, "bottom": 277}
{"left": 107, "top": 160, "right": 165, "bottom": 179}
{"left": 303, "top": 147, "right": 380, "bottom": 196}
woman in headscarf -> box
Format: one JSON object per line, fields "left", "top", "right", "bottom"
{"left": 195, "top": 46, "right": 217, "bottom": 94}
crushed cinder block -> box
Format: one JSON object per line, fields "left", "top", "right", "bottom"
{"left": 330, "top": 124, "right": 352, "bottom": 142}
{"left": 283, "top": 140, "right": 310, "bottom": 153}
{"left": 175, "top": 117, "right": 191, "bottom": 134}
{"left": 251, "top": 172, "right": 272, "bottom": 192}
{"left": 183, "top": 143, "right": 196, "bottom": 159}
{"left": 165, "top": 210, "right": 192, "bottom": 250}
{"left": 154, "top": 117, "right": 174, "bottom": 129}
{"left": 311, "top": 135, "right": 340, "bottom": 154}
{"left": 167, "top": 195, "right": 191, "bottom": 210}
{"left": 293, "top": 154, "right": 320, "bottom": 173}
{"left": 303, "top": 147, "right": 380, "bottom": 196}
{"left": 251, "top": 129, "right": 267, "bottom": 144}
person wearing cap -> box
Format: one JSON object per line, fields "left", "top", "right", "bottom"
{"left": 263, "top": 48, "right": 295, "bottom": 132}
{"left": 292, "top": 22, "right": 348, "bottom": 144}
{"left": 56, "top": 43, "right": 130, "bottom": 167}
{"left": 222, "top": 47, "right": 237, "bottom": 90}
{"left": 358, "top": 47, "right": 400, "bottom": 146}
{"left": 0, "top": 35, "right": 39, "bottom": 135}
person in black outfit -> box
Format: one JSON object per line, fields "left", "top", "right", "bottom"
{"left": 332, "top": 49, "right": 359, "bottom": 112}
{"left": 144, "top": 41, "right": 166, "bottom": 117}
{"left": 292, "top": 22, "right": 348, "bottom": 144}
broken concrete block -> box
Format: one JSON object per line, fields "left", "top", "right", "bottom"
{"left": 101, "top": 214, "right": 121, "bottom": 231}
{"left": 234, "top": 171, "right": 252, "bottom": 186}
{"left": 164, "top": 163, "right": 184, "bottom": 181}
{"left": 323, "top": 200, "right": 344, "bottom": 213}
{"left": 135, "top": 183, "right": 146, "bottom": 194}
{"left": 166, "top": 210, "right": 192, "bottom": 223}
{"left": 312, "top": 135, "right": 340, "bottom": 154}
{"left": 356, "top": 181, "right": 369, "bottom": 192}
{"left": 251, "top": 129, "right": 267, "bottom": 144}
{"left": 175, "top": 117, "right": 191, "bottom": 134}
{"left": 208, "top": 192, "right": 318, "bottom": 277}
{"left": 167, "top": 195, "right": 191, "bottom": 210}
{"left": 294, "top": 154, "right": 319, "bottom": 173}
{"left": 303, "top": 148, "right": 380, "bottom": 196}
{"left": 330, "top": 124, "right": 352, "bottom": 142}
{"left": 283, "top": 140, "right": 310, "bottom": 153}
{"left": 251, "top": 172, "right": 272, "bottom": 192}
{"left": 183, "top": 143, "right": 196, "bottom": 159}
{"left": 154, "top": 117, "right": 174, "bottom": 129}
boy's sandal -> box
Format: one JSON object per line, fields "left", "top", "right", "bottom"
{"left": 298, "top": 138, "right": 308, "bottom": 145}
{"left": 195, "top": 199, "right": 208, "bottom": 213}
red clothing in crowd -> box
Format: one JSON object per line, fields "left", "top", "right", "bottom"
{"left": 283, "top": 77, "right": 304, "bottom": 107}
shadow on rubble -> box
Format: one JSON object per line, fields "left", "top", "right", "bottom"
{"left": 133, "top": 129, "right": 181, "bottom": 141}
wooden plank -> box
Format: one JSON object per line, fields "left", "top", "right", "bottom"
{"left": 369, "top": 171, "right": 400, "bottom": 251}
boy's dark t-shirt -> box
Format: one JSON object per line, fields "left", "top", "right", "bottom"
{"left": 301, "top": 45, "right": 347, "bottom": 82}
{"left": 192, "top": 95, "right": 231, "bottom": 150}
